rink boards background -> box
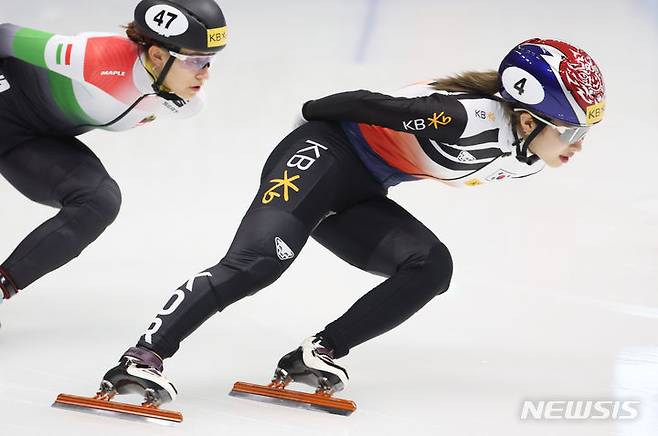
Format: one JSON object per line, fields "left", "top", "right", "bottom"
{"left": 1, "top": 1, "right": 657, "bottom": 435}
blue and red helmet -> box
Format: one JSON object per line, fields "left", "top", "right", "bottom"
{"left": 499, "top": 38, "right": 606, "bottom": 128}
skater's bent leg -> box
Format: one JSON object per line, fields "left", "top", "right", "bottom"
{"left": 0, "top": 137, "right": 121, "bottom": 290}
{"left": 133, "top": 121, "right": 378, "bottom": 359}
{"left": 137, "top": 208, "right": 311, "bottom": 359}
{"left": 322, "top": 242, "right": 452, "bottom": 358}
{"left": 312, "top": 197, "right": 453, "bottom": 358}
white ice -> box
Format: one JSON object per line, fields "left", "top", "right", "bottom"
{"left": 1, "top": 1, "right": 657, "bottom": 435}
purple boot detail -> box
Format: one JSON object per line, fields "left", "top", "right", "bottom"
{"left": 0, "top": 268, "right": 18, "bottom": 299}
{"left": 123, "top": 347, "right": 164, "bottom": 372}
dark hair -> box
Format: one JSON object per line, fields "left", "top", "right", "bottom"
{"left": 123, "top": 21, "right": 154, "bottom": 49}
{"left": 431, "top": 70, "right": 520, "bottom": 127}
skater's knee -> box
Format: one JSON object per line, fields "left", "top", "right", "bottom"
{"left": 88, "top": 177, "right": 122, "bottom": 226}
{"left": 54, "top": 177, "right": 121, "bottom": 249}
{"left": 425, "top": 242, "right": 453, "bottom": 295}
{"left": 402, "top": 241, "right": 453, "bottom": 296}
{"left": 67, "top": 176, "right": 122, "bottom": 231}
{"left": 211, "top": 254, "right": 286, "bottom": 310}
{"left": 208, "top": 209, "right": 306, "bottom": 309}
{"left": 220, "top": 253, "right": 285, "bottom": 289}
{"left": 247, "top": 256, "right": 286, "bottom": 288}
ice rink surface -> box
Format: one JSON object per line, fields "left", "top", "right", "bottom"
{"left": 1, "top": 1, "right": 657, "bottom": 435}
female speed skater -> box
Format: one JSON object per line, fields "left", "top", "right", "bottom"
{"left": 0, "top": 1, "right": 227, "bottom": 309}
{"left": 101, "top": 38, "right": 606, "bottom": 407}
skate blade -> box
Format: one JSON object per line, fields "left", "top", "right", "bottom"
{"left": 229, "top": 381, "right": 356, "bottom": 416}
{"left": 53, "top": 393, "right": 183, "bottom": 423}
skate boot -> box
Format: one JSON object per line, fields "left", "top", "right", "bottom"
{"left": 0, "top": 268, "right": 18, "bottom": 302}
{"left": 101, "top": 346, "right": 177, "bottom": 405}
{"left": 0, "top": 268, "right": 18, "bottom": 299}
{"left": 0, "top": 269, "right": 18, "bottom": 330}
{"left": 54, "top": 347, "right": 183, "bottom": 422}
{"left": 274, "top": 336, "right": 349, "bottom": 394}
{"left": 231, "top": 336, "right": 356, "bottom": 415}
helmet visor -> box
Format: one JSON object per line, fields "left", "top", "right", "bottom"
{"left": 169, "top": 51, "right": 214, "bottom": 71}
{"left": 519, "top": 110, "right": 590, "bottom": 144}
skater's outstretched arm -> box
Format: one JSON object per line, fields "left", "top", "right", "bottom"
{"left": 0, "top": 22, "right": 206, "bottom": 126}
{"left": 301, "top": 89, "right": 468, "bottom": 144}
{"left": 0, "top": 23, "right": 11, "bottom": 59}
{"left": 0, "top": 23, "right": 94, "bottom": 82}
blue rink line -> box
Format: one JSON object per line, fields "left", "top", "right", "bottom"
{"left": 355, "top": 0, "right": 381, "bottom": 63}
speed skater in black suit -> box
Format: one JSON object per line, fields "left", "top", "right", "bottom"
{"left": 98, "top": 38, "right": 606, "bottom": 409}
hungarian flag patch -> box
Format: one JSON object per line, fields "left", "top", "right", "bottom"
{"left": 56, "top": 43, "right": 73, "bottom": 65}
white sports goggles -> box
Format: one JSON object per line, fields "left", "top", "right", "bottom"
{"left": 168, "top": 51, "right": 214, "bottom": 71}
{"left": 515, "top": 109, "right": 589, "bottom": 144}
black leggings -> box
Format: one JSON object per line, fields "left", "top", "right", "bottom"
{"left": 0, "top": 136, "right": 121, "bottom": 289}
{"left": 138, "top": 121, "right": 453, "bottom": 359}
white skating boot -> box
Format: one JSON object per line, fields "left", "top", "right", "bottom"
{"left": 100, "top": 346, "right": 177, "bottom": 405}
{"left": 274, "top": 335, "right": 349, "bottom": 394}
{"left": 230, "top": 336, "right": 356, "bottom": 414}
{"left": 54, "top": 347, "right": 183, "bottom": 422}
